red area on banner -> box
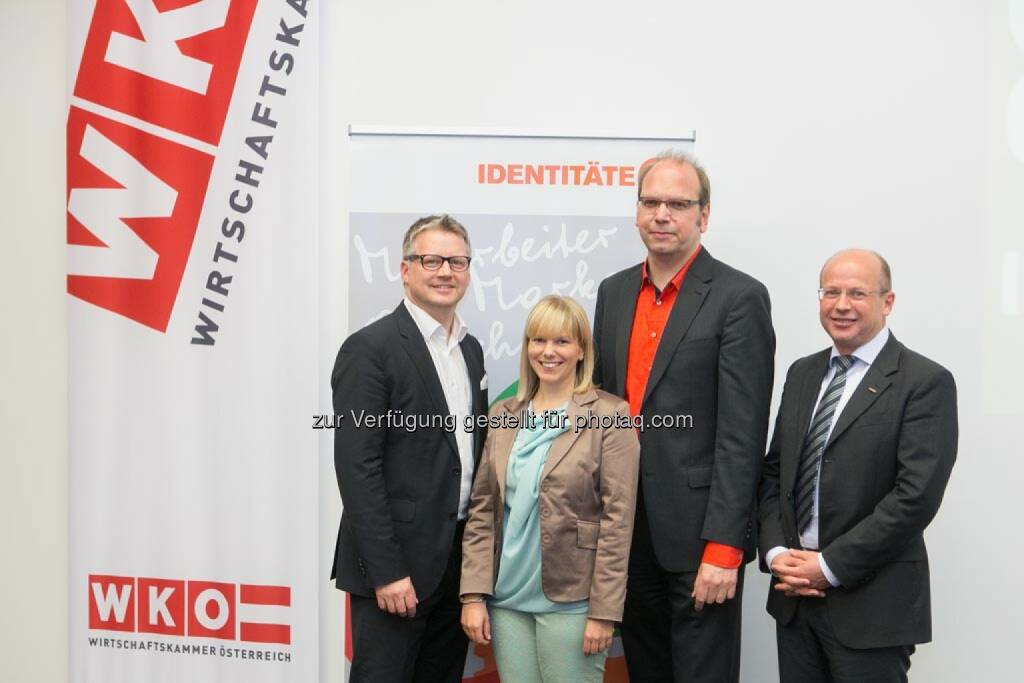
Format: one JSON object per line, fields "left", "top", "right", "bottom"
{"left": 137, "top": 577, "right": 186, "bottom": 636}
{"left": 239, "top": 583, "right": 291, "bottom": 644}
{"left": 187, "top": 580, "right": 236, "bottom": 640}
{"left": 73, "top": 0, "right": 259, "bottom": 145}
{"left": 88, "top": 575, "right": 135, "bottom": 632}
{"left": 239, "top": 622, "right": 291, "bottom": 645}
{"left": 240, "top": 583, "right": 291, "bottom": 606}
{"left": 66, "top": 106, "right": 213, "bottom": 331}
{"left": 88, "top": 574, "right": 292, "bottom": 645}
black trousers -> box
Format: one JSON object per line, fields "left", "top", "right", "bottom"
{"left": 777, "top": 597, "right": 914, "bottom": 683}
{"left": 348, "top": 524, "right": 468, "bottom": 683}
{"left": 621, "top": 500, "right": 744, "bottom": 683}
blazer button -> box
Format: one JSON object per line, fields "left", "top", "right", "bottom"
{"left": 542, "top": 533, "right": 551, "bottom": 544}
{"left": 541, "top": 507, "right": 551, "bottom": 518}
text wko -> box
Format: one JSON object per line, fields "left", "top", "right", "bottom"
{"left": 89, "top": 575, "right": 291, "bottom": 645}
{"left": 67, "top": 0, "right": 258, "bottom": 331}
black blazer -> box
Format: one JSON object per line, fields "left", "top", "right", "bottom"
{"left": 330, "top": 302, "right": 487, "bottom": 599}
{"left": 593, "top": 248, "right": 775, "bottom": 571}
{"left": 758, "top": 333, "right": 957, "bottom": 648}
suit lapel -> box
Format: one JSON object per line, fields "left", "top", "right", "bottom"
{"left": 460, "top": 337, "right": 486, "bottom": 461}
{"left": 492, "top": 398, "right": 525, "bottom": 503}
{"left": 395, "top": 303, "right": 459, "bottom": 457}
{"left": 540, "top": 391, "right": 596, "bottom": 482}
{"left": 461, "top": 339, "right": 484, "bottom": 414}
{"left": 826, "top": 334, "right": 901, "bottom": 448}
{"left": 612, "top": 267, "right": 643, "bottom": 397}
{"left": 783, "top": 349, "right": 832, "bottom": 495}
{"left": 641, "top": 249, "right": 713, "bottom": 410}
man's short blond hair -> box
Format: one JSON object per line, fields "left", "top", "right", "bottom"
{"left": 401, "top": 215, "right": 471, "bottom": 258}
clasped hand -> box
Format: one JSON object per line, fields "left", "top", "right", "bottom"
{"left": 771, "top": 549, "right": 829, "bottom": 598}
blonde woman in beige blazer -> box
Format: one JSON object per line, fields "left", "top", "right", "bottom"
{"left": 460, "top": 295, "right": 640, "bottom": 683}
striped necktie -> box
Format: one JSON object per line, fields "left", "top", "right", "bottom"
{"left": 795, "top": 355, "right": 854, "bottom": 535}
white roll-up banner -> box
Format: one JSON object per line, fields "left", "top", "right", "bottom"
{"left": 67, "top": 1, "right": 318, "bottom": 681}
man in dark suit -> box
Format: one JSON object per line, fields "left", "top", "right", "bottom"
{"left": 331, "top": 215, "right": 488, "bottom": 682}
{"left": 592, "top": 152, "right": 775, "bottom": 682}
{"left": 759, "top": 249, "right": 957, "bottom": 682}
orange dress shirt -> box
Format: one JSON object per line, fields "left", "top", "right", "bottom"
{"left": 625, "top": 246, "right": 743, "bottom": 569}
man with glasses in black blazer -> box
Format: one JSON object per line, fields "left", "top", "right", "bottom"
{"left": 331, "top": 215, "right": 488, "bottom": 682}
{"left": 592, "top": 152, "right": 775, "bottom": 682}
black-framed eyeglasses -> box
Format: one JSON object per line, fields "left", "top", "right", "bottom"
{"left": 817, "top": 288, "right": 889, "bottom": 302}
{"left": 405, "top": 254, "right": 472, "bottom": 272}
{"left": 637, "top": 197, "right": 702, "bottom": 213}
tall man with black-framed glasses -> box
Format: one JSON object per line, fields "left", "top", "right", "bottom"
{"left": 331, "top": 214, "right": 488, "bottom": 682}
{"left": 592, "top": 151, "right": 775, "bottom": 682}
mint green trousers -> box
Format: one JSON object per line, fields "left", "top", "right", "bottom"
{"left": 489, "top": 606, "right": 607, "bottom": 683}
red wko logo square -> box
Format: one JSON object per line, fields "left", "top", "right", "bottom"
{"left": 67, "top": 0, "right": 258, "bottom": 331}
{"left": 88, "top": 575, "right": 291, "bottom": 645}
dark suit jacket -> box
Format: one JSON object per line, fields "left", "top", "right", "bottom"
{"left": 460, "top": 390, "right": 640, "bottom": 621}
{"left": 758, "top": 333, "right": 957, "bottom": 649}
{"left": 593, "top": 247, "right": 775, "bottom": 571}
{"left": 330, "top": 302, "right": 487, "bottom": 599}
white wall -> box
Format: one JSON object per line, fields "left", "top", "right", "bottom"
{"left": 3, "top": 1, "right": 1020, "bottom": 682}
{"left": 0, "top": 1, "right": 67, "bottom": 682}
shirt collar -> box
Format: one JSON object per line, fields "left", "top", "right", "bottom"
{"left": 403, "top": 297, "right": 468, "bottom": 346}
{"left": 830, "top": 326, "right": 890, "bottom": 368}
{"left": 641, "top": 244, "right": 702, "bottom": 293}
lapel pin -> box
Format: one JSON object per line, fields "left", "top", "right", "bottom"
{"left": 868, "top": 386, "right": 878, "bottom": 393}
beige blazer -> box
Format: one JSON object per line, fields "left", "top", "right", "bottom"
{"left": 460, "top": 389, "right": 640, "bottom": 621}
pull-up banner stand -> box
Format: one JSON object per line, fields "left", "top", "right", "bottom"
{"left": 67, "top": 2, "right": 319, "bottom": 682}
{"left": 346, "top": 126, "right": 695, "bottom": 681}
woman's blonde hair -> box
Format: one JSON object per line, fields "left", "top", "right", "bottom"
{"left": 515, "top": 295, "right": 595, "bottom": 402}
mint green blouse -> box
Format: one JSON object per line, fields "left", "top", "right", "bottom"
{"left": 491, "top": 405, "right": 588, "bottom": 614}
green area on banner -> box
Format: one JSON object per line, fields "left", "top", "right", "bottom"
{"left": 490, "top": 382, "right": 518, "bottom": 408}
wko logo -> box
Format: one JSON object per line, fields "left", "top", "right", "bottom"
{"left": 67, "top": 0, "right": 258, "bottom": 331}
{"left": 89, "top": 574, "right": 291, "bottom": 645}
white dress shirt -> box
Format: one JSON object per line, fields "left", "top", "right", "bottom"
{"left": 403, "top": 298, "right": 476, "bottom": 519}
{"left": 766, "top": 327, "right": 890, "bottom": 586}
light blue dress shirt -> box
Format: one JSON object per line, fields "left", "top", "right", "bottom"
{"left": 766, "top": 327, "right": 891, "bottom": 586}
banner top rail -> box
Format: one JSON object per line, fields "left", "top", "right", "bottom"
{"left": 348, "top": 125, "right": 696, "bottom": 142}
